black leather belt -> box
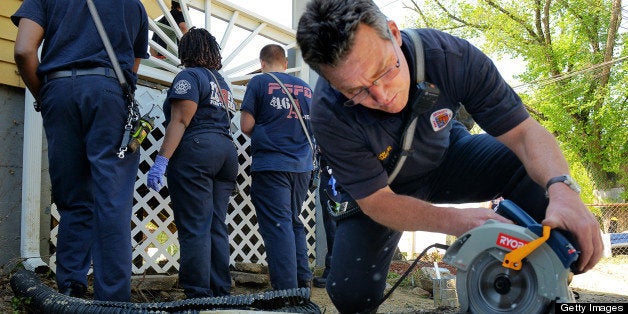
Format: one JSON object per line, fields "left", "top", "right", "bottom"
{"left": 44, "top": 67, "right": 117, "bottom": 83}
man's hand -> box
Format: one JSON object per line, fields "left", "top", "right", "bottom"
{"left": 447, "top": 206, "right": 512, "bottom": 237}
{"left": 543, "top": 183, "right": 603, "bottom": 273}
{"left": 497, "top": 118, "right": 603, "bottom": 273}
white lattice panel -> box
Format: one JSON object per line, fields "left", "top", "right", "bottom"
{"left": 49, "top": 86, "right": 318, "bottom": 275}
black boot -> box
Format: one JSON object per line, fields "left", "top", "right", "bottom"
{"left": 59, "top": 281, "right": 87, "bottom": 298}
{"left": 298, "top": 279, "right": 311, "bottom": 289}
{"left": 312, "top": 276, "right": 327, "bottom": 288}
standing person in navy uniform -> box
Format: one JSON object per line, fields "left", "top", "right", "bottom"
{"left": 240, "top": 44, "right": 314, "bottom": 290}
{"left": 12, "top": 0, "right": 149, "bottom": 301}
{"left": 312, "top": 154, "right": 337, "bottom": 288}
{"left": 150, "top": 0, "right": 188, "bottom": 59}
{"left": 297, "top": 0, "right": 603, "bottom": 312}
{"left": 147, "top": 27, "right": 237, "bottom": 298}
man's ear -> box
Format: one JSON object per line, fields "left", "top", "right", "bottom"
{"left": 387, "top": 20, "right": 402, "bottom": 46}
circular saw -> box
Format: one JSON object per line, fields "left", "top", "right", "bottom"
{"left": 443, "top": 200, "right": 579, "bottom": 313}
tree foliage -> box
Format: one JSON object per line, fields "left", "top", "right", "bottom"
{"left": 406, "top": 0, "right": 627, "bottom": 200}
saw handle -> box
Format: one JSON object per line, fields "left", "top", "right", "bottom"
{"left": 494, "top": 200, "right": 537, "bottom": 227}
{"left": 495, "top": 200, "right": 580, "bottom": 271}
{"left": 502, "top": 225, "right": 551, "bottom": 270}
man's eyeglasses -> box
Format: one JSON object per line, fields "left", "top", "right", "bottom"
{"left": 343, "top": 32, "right": 401, "bottom": 107}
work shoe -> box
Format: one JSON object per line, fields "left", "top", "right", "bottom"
{"left": 312, "top": 276, "right": 326, "bottom": 288}
{"left": 59, "top": 281, "right": 87, "bottom": 298}
{"left": 298, "top": 279, "right": 311, "bottom": 289}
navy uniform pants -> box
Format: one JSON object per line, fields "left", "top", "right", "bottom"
{"left": 167, "top": 132, "right": 237, "bottom": 298}
{"left": 251, "top": 171, "right": 312, "bottom": 290}
{"left": 327, "top": 126, "right": 549, "bottom": 313}
{"left": 41, "top": 74, "right": 140, "bottom": 301}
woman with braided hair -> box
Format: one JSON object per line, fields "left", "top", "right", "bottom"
{"left": 147, "top": 27, "right": 238, "bottom": 298}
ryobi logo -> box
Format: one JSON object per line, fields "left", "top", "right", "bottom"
{"left": 496, "top": 233, "right": 528, "bottom": 250}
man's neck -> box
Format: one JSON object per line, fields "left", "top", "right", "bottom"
{"left": 262, "top": 64, "right": 285, "bottom": 73}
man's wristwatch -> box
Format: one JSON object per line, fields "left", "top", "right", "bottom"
{"left": 546, "top": 175, "right": 581, "bottom": 195}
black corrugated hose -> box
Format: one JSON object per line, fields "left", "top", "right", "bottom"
{"left": 11, "top": 269, "right": 321, "bottom": 313}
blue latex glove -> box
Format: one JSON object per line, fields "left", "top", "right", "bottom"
{"left": 147, "top": 155, "right": 169, "bottom": 191}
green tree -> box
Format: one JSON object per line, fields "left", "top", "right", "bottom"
{"left": 406, "top": 0, "right": 627, "bottom": 201}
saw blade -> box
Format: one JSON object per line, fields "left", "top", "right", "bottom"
{"left": 465, "top": 250, "right": 551, "bottom": 313}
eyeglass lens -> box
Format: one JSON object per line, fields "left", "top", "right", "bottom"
{"left": 343, "top": 33, "right": 400, "bottom": 107}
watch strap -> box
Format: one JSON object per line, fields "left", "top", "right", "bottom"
{"left": 546, "top": 175, "right": 569, "bottom": 190}
{"left": 546, "top": 175, "right": 580, "bottom": 194}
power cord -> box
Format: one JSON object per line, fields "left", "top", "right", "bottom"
{"left": 367, "top": 243, "right": 450, "bottom": 312}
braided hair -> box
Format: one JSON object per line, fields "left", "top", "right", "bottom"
{"left": 178, "top": 27, "right": 222, "bottom": 70}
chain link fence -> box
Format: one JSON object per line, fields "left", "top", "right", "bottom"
{"left": 589, "top": 203, "right": 628, "bottom": 256}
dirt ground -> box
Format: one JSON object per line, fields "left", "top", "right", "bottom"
{"left": 2, "top": 255, "right": 627, "bottom": 313}
{"left": 306, "top": 256, "right": 628, "bottom": 314}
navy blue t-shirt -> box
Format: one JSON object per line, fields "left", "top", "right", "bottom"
{"left": 311, "top": 28, "right": 529, "bottom": 200}
{"left": 164, "top": 67, "right": 234, "bottom": 139}
{"left": 241, "top": 72, "right": 314, "bottom": 173}
{"left": 11, "top": 0, "right": 149, "bottom": 89}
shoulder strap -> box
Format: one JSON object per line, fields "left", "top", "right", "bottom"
{"left": 266, "top": 72, "right": 315, "bottom": 153}
{"left": 387, "top": 29, "right": 426, "bottom": 185}
{"left": 86, "top": 0, "right": 139, "bottom": 158}
{"left": 205, "top": 69, "right": 235, "bottom": 134}
{"left": 205, "top": 69, "right": 231, "bottom": 112}
{"left": 402, "top": 29, "right": 425, "bottom": 83}
{"left": 86, "top": 0, "right": 131, "bottom": 95}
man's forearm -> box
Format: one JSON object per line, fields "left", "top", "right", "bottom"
{"left": 14, "top": 18, "right": 45, "bottom": 101}
{"left": 15, "top": 56, "right": 41, "bottom": 101}
{"left": 356, "top": 187, "right": 510, "bottom": 236}
{"left": 497, "top": 117, "right": 571, "bottom": 188}
{"left": 357, "top": 188, "right": 444, "bottom": 231}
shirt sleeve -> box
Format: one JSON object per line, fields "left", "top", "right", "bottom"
{"left": 447, "top": 32, "right": 529, "bottom": 136}
{"left": 241, "top": 75, "right": 260, "bottom": 116}
{"left": 11, "top": 0, "right": 45, "bottom": 27}
{"left": 134, "top": 3, "right": 150, "bottom": 60}
{"left": 168, "top": 70, "right": 201, "bottom": 103}
{"left": 413, "top": 29, "right": 528, "bottom": 137}
{"left": 171, "top": 9, "right": 185, "bottom": 25}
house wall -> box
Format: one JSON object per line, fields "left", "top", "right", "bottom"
{"left": 0, "top": 85, "right": 23, "bottom": 275}
{"left": 0, "top": 1, "right": 23, "bottom": 89}
{"left": 0, "top": 84, "right": 50, "bottom": 275}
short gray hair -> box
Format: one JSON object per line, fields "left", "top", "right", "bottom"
{"left": 296, "top": 0, "right": 390, "bottom": 74}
